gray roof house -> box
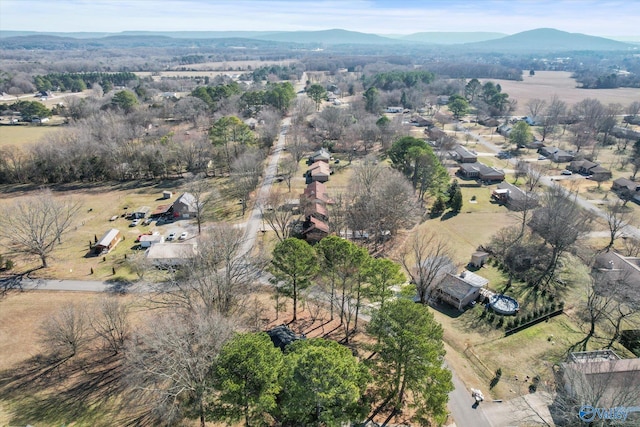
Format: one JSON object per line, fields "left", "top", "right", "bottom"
{"left": 434, "top": 270, "right": 489, "bottom": 311}
{"left": 452, "top": 145, "right": 478, "bottom": 163}
{"left": 491, "top": 182, "right": 538, "bottom": 211}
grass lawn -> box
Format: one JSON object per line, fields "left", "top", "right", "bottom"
{"left": 0, "top": 124, "right": 62, "bottom": 148}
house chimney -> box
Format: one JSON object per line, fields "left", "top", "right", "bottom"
{"left": 460, "top": 271, "right": 466, "bottom": 278}
{"left": 608, "top": 260, "right": 615, "bottom": 270}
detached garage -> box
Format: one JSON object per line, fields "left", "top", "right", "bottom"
{"left": 94, "top": 229, "right": 122, "bottom": 254}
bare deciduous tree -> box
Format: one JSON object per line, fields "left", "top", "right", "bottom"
{"left": 125, "top": 309, "right": 237, "bottom": 427}
{"left": 90, "top": 297, "right": 130, "bottom": 354}
{"left": 40, "top": 303, "right": 90, "bottom": 359}
{"left": 262, "top": 191, "right": 295, "bottom": 242}
{"left": 185, "top": 174, "right": 219, "bottom": 234}
{"left": 400, "top": 230, "right": 457, "bottom": 304}
{"left": 153, "top": 224, "right": 263, "bottom": 316}
{"left": 0, "top": 189, "right": 81, "bottom": 268}
{"left": 604, "top": 201, "right": 630, "bottom": 251}
{"left": 230, "top": 148, "right": 264, "bottom": 215}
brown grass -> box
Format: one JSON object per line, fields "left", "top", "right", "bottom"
{"left": 0, "top": 124, "right": 62, "bottom": 148}
{"left": 483, "top": 71, "right": 640, "bottom": 115}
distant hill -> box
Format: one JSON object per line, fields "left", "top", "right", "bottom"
{"left": 400, "top": 32, "right": 506, "bottom": 44}
{"left": 464, "top": 28, "right": 632, "bottom": 52}
{"left": 252, "top": 29, "right": 403, "bottom": 45}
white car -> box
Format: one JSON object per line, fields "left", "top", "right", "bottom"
{"left": 179, "top": 232, "right": 188, "bottom": 240}
{"left": 561, "top": 170, "right": 573, "bottom": 175}
{"left": 129, "top": 218, "right": 141, "bottom": 227}
{"left": 538, "top": 155, "right": 547, "bottom": 160}
{"left": 167, "top": 232, "right": 176, "bottom": 241}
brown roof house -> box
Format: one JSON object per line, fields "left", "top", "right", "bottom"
{"left": 302, "top": 216, "right": 330, "bottom": 243}
{"left": 434, "top": 270, "right": 489, "bottom": 311}
{"left": 302, "top": 181, "right": 334, "bottom": 205}
{"left": 589, "top": 165, "right": 612, "bottom": 181}
{"left": 559, "top": 350, "right": 640, "bottom": 421}
{"left": 611, "top": 178, "right": 640, "bottom": 203}
{"left": 568, "top": 159, "right": 598, "bottom": 175}
{"left": 305, "top": 202, "right": 329, "bottom": 222}
{"left": 458, "top": 162, "right": 505, "bottom": 182}
{"left": 306, "top": 161, "right": 331, "bottom": 183}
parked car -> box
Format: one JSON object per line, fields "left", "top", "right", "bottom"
{"left": 129, "top": 218, "right": 141, "bottom": 227}
{"left": 167, "top": 232, "right": 176, "bottom": 241}
{"left": 538, "top": 155, "right": 547, "bottom": 160}
{"left": 179, "top": 232, "right": 188, "bottom": 240}
{"left": 143, "top": 218, "right": 153, "bottom": 225}
{"left": 561, "top": 170, "right": 573, "bottom": 175}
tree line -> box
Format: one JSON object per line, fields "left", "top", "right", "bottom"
{"left": 33, "top": 72, "right": 139, "bottom": 92}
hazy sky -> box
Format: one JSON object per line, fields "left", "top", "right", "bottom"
{"left": 1, "top": 0, "right": 638, "bottom": 36}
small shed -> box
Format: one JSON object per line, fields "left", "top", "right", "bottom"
{"left": 470, "top": 251, "right": 489, "bottom": 268}
{"left": 162, "top": 191, "right": 173, "bottom": 200}
{"left": 94, "top": 229, "right": 122, "bottom": 254}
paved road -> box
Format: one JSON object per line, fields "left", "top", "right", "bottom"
{"left": 447, "top": 367, "right": 492, "bottom": 427}
{"left": 239, "top": 73, "right": 306, "bottom": 257}
{"left": 239, "top": 118, "right": 290, "bottom": 257}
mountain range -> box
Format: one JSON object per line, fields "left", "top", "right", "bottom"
{"left": 0, "top": 28, "right": 635, "bottom": 52}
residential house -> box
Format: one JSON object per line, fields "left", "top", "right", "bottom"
{"left": 568, "top": 159, "right": 598, "bottom": 175}
{"left": 588, "top": 165, "right": 612, "bottom": 181}
{"left": 539, "top": 146, "right": 574, "bottom": 162}
{"left": 94, "top": 229, "right": 122, "bottom": 254}
{"left": 560, "top": 350, "right": 640, "bottom": 415}
{"left": 593, "top": 251, "right": 640, "bottom": 285}
{"left": 306, "top": 161, "right": 331, "bottom": 183}
{"left": 491, "top": 182, "right": 538, "bottom": 211}
{"left": 551, "top": 149, "right": 574, "bottom": 163}
{"left": 458, "top": 162, "right": 505, "bottom": 182}
{"left": 172, "top": 192, "right": 198, "bottom": 218}
{"left": 309, "top": 148, "right": 331, "bottom": 163}
{"left": 302, "top": 216, "right": 330, "bottom": 243}
{"left": 497, "top": 124, "right": 512, "bottom": 137}
{"left": 611, "top": 178, "right": 640, "bottom": 203}
{"left": 434, "top": 270, "right": 489, "bottom": 311}
{"left": 144, "top": 242, "right": 197, "bottom": 267}
{"left": 305, "top": 202, "right": 329, "bottom": 222}
{"left": 612, "top": 177, "right": 640, "bottom": 193}
{"left": 139, "top": 234, "right": 164, "bottom": 248}
{"left": 411, "top": 115, "right": 434, "bottom": 127}
{"left": 302, "top": 181, "right": 334, "bottom": 205}
{"left": 452, "top": 145, "right": 477, "bottom": 163}
{"left": 386, "top": 106, "right": 403, "bottom": 113}
{"left": 437, "top": 95, "right": 450, "bottom": 105}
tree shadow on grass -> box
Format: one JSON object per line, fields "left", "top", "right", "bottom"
{"left": 0, "top": 352, "right": 127, "bottom": 426}
{"left": 440, "top": 210, "right": 459, "bottom": 221}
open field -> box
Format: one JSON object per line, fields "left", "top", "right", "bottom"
{"left": 482, "top": 71, "right": 640, "bottom": 115}
{"left": 0, "top": 123, "right": 62, "bottom": 148}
